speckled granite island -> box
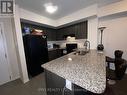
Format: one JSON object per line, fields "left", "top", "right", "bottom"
{"left": 42, "top": 50, "right": 106, "bottom": 95}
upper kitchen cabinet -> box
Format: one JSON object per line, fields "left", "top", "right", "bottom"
{"left": 44, "top": 28, "right": 56, "bottom": 41}
{"left": 75, "top": 21, "right": 87, "bottom": 39}
{"left": 21, "top": 20, "right": 87, "bottom": 41}
{"left": 21, "top": 22, "right": 57, "bottom": 41}
{"left": 56, "top": 21, "right": 87, "bottom": 40}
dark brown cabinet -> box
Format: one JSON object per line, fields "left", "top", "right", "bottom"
{"left": 45, "top": 29, "right": 56, "bottom": 41}
{"left": 48, "top": 49, "right": 63, "bottom": 61}
{"left": 21, "top": 20, "right": 88, "bottom": 41}
{"left": 21, "top": 22, "right": 57, "bottom": 41}
{"left": 56, "top": 21, "right": 87, "bottom": 40}
{"left": 45, "top": 70, "right": 66, "bottom": 95}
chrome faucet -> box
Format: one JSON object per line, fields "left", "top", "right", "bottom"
{"left": 84, "top": 40, "right": 90, "bottom": 52}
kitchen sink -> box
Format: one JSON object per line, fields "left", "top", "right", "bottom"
{"left": 73, "top": 50, "right": 89, "bottom": 55}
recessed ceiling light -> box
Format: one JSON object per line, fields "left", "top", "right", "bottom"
{"left": 44, "top": 3, "right": 58, "bottom": 14}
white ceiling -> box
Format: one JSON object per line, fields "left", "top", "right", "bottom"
{"left": 16, "top": 0, "right": 121, "bottom": 20}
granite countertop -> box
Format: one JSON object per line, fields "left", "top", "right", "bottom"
{"left": 42, "top": 50, "right": 106, "bottom": 94}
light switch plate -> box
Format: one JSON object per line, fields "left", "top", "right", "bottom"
{"left": 65, "top": 79, "right": 72, "bottom": 90}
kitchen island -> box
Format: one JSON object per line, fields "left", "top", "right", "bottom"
{"left": 42, "top": 50, "right": 106, "bottom": 95}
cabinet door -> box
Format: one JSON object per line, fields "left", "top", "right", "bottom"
{"left": 45, "top": 70, "right": 65, "bottom": 95}
{"left": 56, "top": 30, "right": 63, "bottom": 40}
{"left": 75, "top": 22, "right": 87, "bottom": 39}
{"left": 50, "top": 29, "right": 56, "bottom": 41}
{"left": 48, "top": 50, "right": 57, "bottom": 61}
{"left": 56, "top": 21, "right": 88, "bottom": 40}
{"left": 48, "top": 49, "right": 63, "bottom": 61}
{"left": 56, "top": 49, "right": 63, "bottom": 58}
{"left": 46, "top": 29, "right": 56, "bottom": 41}
{"left": 80, "top": 22, "right": 87, "bottom": 39}
{"left": 75, "top": 24, "right": 80, "bottom": 39}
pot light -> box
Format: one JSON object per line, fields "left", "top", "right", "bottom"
{"left": 44, "top": 3, "right": 58, "bottom": 14}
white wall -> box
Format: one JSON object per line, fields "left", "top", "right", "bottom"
{"left": 99, "top": 14, "right": 127, "bottom": 71}
{"left": 99, "top": 15, "right": 127, "bottom": 60}
{"left": 0, "top": 18, "right": 20, "bottom": 81}
{"left": 88, "top": 17, "right": 98, "bottom": 49}
{"left": 98, "top": 0, "right": 127, "bottom": 72}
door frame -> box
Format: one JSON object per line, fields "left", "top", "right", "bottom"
{"left": 0, "top": 22, "right": 12, "bottom": 82}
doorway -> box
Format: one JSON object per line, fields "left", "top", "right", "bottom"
{"left": 0, "top": 23, "right": 11, "bottom": 85}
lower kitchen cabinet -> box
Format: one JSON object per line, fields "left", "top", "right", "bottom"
{"left": 45, "top": 70, "right": 65, "bottom": 95}
{"left": 44, "top": 70, "right": 96, "bottom": 95}
{"left": 48, "top": 49, "right": 63, "bottom": 61}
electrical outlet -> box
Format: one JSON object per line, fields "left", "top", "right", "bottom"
{"left": 65, "top": 79, "right": 72, "bottom": 90}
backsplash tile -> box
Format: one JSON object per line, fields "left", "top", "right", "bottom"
{"left": 47, "top": 39, "right": 86, "bottom": 49}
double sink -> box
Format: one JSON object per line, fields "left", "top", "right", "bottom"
{"left": 73, "top": 49, "right": 90, "bottom": 55}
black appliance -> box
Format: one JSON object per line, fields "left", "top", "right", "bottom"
{"left": 66, "top": 44, "right": 77, "bottom": 54}
{"left": 23, "top": 34, "right": 49, "bottom": 77}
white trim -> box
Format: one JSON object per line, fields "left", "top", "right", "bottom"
{"left": 13, "top": 5, "right": 29, "bottom": 83}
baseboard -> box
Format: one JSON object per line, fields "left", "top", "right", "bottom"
{"left": 11, "top": 75, "right": 20, "bottom": 81}
{"left": 23, "top": 78, "right": 29, "bottom": 83}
